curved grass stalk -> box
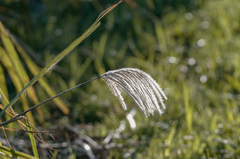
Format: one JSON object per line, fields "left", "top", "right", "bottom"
{"left": 0, "top": 0, "right": 123, "bottom": 118}
{"left": 0, "top": 68, "right": 167, "bottom": 126}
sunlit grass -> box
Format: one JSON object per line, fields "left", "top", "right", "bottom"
{"left": 0, "top": 0, "right": 240, "bottom": 158}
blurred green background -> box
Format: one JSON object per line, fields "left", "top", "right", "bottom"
{"left": 0, "top": 0, "right": 240, "bottom": 158}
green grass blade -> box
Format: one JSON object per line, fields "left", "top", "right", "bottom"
{"left": 0, "top": 29, "right": 45, "bottom": 122}
{"left": 0, "top": 145, "right": 38, "bottom": 159}
{"left": 183, "top": 84, "right": 192, "bottom": 132}
{"left": 93, "top": 33, "right": 108, "bottom": 75}
{"left": 154, "top": 20, "right": 167, "bottom": 53}
{"left": 0, "top": 47, "right": 35, "bottom": 124}
{"left": 25, "top": 120, "right": 39, "bottom": 158}
{"left": 0, "top": 135, "right": 7, "bottom": 159}
{"left": 224, "top": 99, "right": 234, "bottom": 123}
{"left": 164, "top": 121, "right": 177, "bottom": 157}
{"left": 0, "top": 16, "right": 99, "bottom": 118}
{"left": 13, "top": 38, "right": 69, "bottom": 114}
{"left": 0, "top": 0, "right": 123, "bottom": 118}
{"left": 0, "top": 88, "right": 9, "bottom": 107}
{"left": 0, "top": 81, "right": 15, "bottom": 136}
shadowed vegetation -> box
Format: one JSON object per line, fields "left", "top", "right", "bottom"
{"left": 0, "top": 0, "right": 240, "bottom": 158}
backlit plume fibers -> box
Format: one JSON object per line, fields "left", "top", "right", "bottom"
{"left": 101, "top": 68, "right": 167, "bottom": 116}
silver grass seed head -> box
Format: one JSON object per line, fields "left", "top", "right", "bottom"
{"left": 101, "top": 68, "right": 167, "bottom": 117}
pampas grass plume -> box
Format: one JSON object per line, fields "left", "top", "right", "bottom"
{"left": 102, "top": 68, "right": 167, "bottom": 116}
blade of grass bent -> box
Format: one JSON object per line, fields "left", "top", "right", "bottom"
{"left": 0, "top": 76, "right": 102, "bottom": 126}
{"left": 0, "top": 27, "right": 43, "bottom": 123}
{"left": 0, "top": 47, "right": 35, "bottom": 124}
{"left": 0, "top": 0, "right": 123, "bottom": 118}
{"left": 13, "top": 39, "right": 69, "bottom": 114}
{"left": 0, "top": 21, "right": 99, "bottom": 118}
{"left": 0, "top": 145, "right": 38, "bottom": 159}
{"left": 0, "top": 141, "right": 7, "bottom": 159}
{"left": 4, "top": 25, "right": 68, "bottom": 115}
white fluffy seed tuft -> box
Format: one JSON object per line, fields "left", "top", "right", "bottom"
{"left": 102, "top": 68, "right": 167, "bottom": 116}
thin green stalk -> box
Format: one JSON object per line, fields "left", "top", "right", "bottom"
{"left": 0, "top": 0, "right": 123, "bottom": 118}
{"left": 25, "top": 119, "right": 39, "bottom": 158}
{"left": 0, "top": 76, "right": 102, "bottom": 126}
{"left": 0, "top": 22, "right": 100, "bottom": 118}
{"left": 0, "top": 145, "right": 38, "bottom": 159}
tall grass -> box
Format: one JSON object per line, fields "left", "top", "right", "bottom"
{"left": 0, "top": 1, "right": 123, "bottom": 158}
{"left": 0, "top": 0, "right": 240, "bottom": 158}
